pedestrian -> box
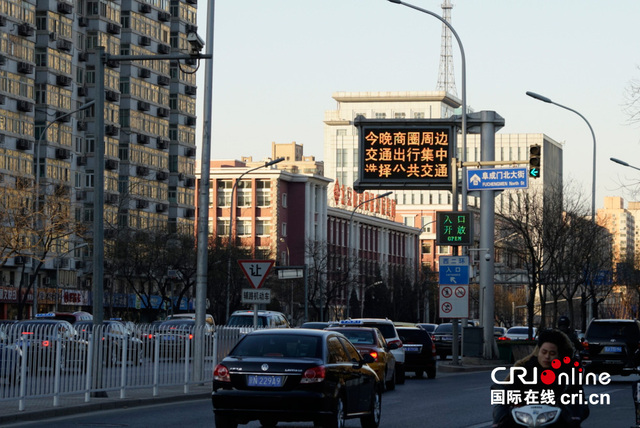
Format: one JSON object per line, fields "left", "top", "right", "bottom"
{"left": 492, "top": 329, "right": 590, "bottom": 427}
{"left": 557, "top": 316, "right": 583, "bottom": 354}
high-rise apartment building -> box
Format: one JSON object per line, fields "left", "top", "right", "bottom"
{"left": 0, "top": 0, "right": 199, "bottom": 318}
{"left": 597, "top": 196, "right": 637, "bottom": 266}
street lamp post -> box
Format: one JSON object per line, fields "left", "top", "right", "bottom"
{"left": 346, "top": 191, "right": 392, "bottom": 319}
{"left": 526, "top": 91, "right": 597, "bottom": 324}
{"left": 32, "top": 100, "right": 95, "bottom": 316}
{"left": 387, "top": 0, "right": 468, "bottom": 211}
{"left": 526, "top": 91, "right": 597, "bottom": 224}
{"left": 225, "top": 157, "right": 285, "bottom": 323}
{"left": 55, "top": 243, "right": 89, "bottom": 311}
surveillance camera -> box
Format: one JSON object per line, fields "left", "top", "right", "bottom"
{"left": 484, "top": 252, "right": 491, "bottom": 261}
{"left": 187, "top": 32, "right": 204, "bottom": 53}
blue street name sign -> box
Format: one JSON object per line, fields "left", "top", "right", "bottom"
{"left": 467, "top": 167, "right": 529, "bottom": 191}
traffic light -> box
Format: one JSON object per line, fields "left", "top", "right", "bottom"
{"left": 529, "top": 144, "right": 541, "bottom": 179}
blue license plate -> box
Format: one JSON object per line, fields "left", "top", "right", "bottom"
{"left": 404, "top": 345, "right": 422, "bottom": 353}
{"left": 604, "top": 346, "right": 622, "bottom": 353}
{"left": 247, "top": 375, "right": 283, "bottom": 387}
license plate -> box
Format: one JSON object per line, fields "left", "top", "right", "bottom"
{"left": 247, "top": 375, "right": 283, "bottom": 387}
{"left": 442, "top": 336, "right": 452, "bottom": 341}
{"left": 404, "top": 345, "right": 422, "bottom": 353}
{"left": 604, "top": 346, "right": 622, "bottom": 353}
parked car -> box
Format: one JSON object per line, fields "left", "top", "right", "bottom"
{"left": 155, "top": 319, "right": 213, "bottom": 360}
{"left": 0, "top": 341, "right": 22, "bottom": 384}
{"left": 12, "top": 320, "right": 88, "bottom": 371}
{"left": 326, "top": 326, "right": 397, "bottom": 390}
{"left": 581, "top": 319, "right": 640, "bottom": 376}
{"left": 432, "top": 323, "right": 455, "bottom": 359}
{"left": 75, "top": 320, "right": 143, "bottom": 366}
{"left": 337, "top": 318, "right": 406, "bottom": 384}
{"left": 395, "top": 326, "right": 437, "bottom": 379}
{"left": 166, "top": 312, "right": 215, "bottom": 328}
{"left": 212, "top": 328, "right": 381, "bottom": 428}
{"left": 226, "top": 310, "right": 290, "bottom": 329}
{"left": 494, "top": 326, "right": 507, "bottom": 339}
{"left": 34, "top": 311, "right": 93, "bottom": 324}
{"left": 416, "top": 323, "right": 438, "bottom": 335}
{"left": 505, "top": 326, "right": 537, "bottom": 340}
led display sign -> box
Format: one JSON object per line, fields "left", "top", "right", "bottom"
{"left": 436, "top": 211, "right": 473, "bottom": 246}
{"left": 353, "top": 116, "right": 456, "bottom": 191}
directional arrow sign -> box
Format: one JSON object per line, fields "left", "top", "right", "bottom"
{"left": 529, "top": 167, "right": 540, "bottom": 178}
{"left": 238, "top": 260, "right": 275, "bottom": 289}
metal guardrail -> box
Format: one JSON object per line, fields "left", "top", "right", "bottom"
{"left": 0, "top": 324, "right": 249, "bottom": 412}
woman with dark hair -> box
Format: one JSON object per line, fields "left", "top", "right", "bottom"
{"left": 492, "top": 329, "right": 590, "bottom": 427}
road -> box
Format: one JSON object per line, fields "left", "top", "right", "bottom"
{"left": 4, "top": 368, "right": 638, "bottom": 427}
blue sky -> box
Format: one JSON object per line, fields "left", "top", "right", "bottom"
{"left": 196, "top": 0, "right": 640, "bottom": 209}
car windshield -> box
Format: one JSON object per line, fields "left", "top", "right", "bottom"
{"left": 227, "top": 315, "right": 266, "bottom": 327}
{"left": 231, "top": 334, "right": 321, "bottom": 359}
{"left": 397, "top": 328, "right": 427, "bottom": 342}
{"left": 339, "top": 330, "right": 375, "bottom": 345}
{"left": 508, "top": 327, "right": 529, "bottom": 334}
{"left": 587, "top": 322, "right": 640, "bottom": 341}
{"left": 359, "top": 323, "right": 395, "bottom": 339}
{"left": 434, "top": 324, "right": 452, "bottom": 334}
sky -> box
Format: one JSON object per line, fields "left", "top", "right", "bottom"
{"left": 196, "top": 0, "right": 640, "bottom": 210}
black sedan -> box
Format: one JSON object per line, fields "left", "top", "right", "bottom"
{"left": 212, "top": 328, "right": 382, "bottom": 428}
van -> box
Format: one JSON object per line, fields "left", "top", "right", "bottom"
{"left": 227, "top": 310, "right": 290, "bottom": 329}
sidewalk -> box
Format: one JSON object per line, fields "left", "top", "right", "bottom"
{"left": 0, "top": 383, "right": 212, "bottom": 425}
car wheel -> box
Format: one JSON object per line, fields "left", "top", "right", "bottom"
{"left": 259, "top": 419, "right": 278, "bottom": 427}
{"left": 426, "top": 367, "right": 437, "bottom": 379}
{"left": 395, "top": 365, "right": 405, "bottom": 385}
{"left": 323, "top": 394, "right": 346, "bottom": 428}
{"left": 360, "top": 387, "right": 382, "bottom": 428}
{"left": 215, "top": 414, "right": 238, "bottom": 428}
{"left": 385, "top": 368, "right": 395, "bottom": 391}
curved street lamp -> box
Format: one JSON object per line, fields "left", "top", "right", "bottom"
{"left": 387, "top": 0, "right": 468, "bottom": 211}
{"left": 526, "top": 91, "right": 597, "bottom": 225}
{"left": 32, "top": 100, "right": 95, "bottom": 316}
{"left": 611, "top": 157, "right": 640, "bottom": 172}
{"left": 225, "top": 157, "right": 285, "bottom": 322}
{"left": 346, "top": 191, "right": 392, "bottom": 318}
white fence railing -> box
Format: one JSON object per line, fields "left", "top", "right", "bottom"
{"left": 0, "top": 323, "right": 248, "bottom": 412}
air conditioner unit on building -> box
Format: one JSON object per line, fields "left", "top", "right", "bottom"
{"left": 139, "top": 36, "right": 151, "bottom": 46}
{"left": 76, "top": 190, "right": 86, "bottom": 200}
{"left": 17, "top": 100, "right": 33, "bottom": 112}
{"left": 184, "top": 85, "right": 197, "bottom": 96}
{"left": 184, "top": 177, "right": 195, "bottom": 188}
{"left": 16, "top": 139, "right": 31, "bottom": 150}
{"left": 78, "top": 16, "right": 88, "bottom": 27}
{"left": 17, "top": 62, "right": 33, "bottom": 74}
{"left": 105, "top": 125, "right": 119, "bottom": 136}
{"left": 56, "top": 39, "right": 72, "bottom": 52}
{"left": 157, "top": 107, "right": 169, "bottom": 117}
{"left": 139, "top": 3, "right": 152, "bottom": 13}
{"left": 17, "top": 23, "right": 34, "bottom": 37}
{"left": 77, "top": 121, "right": 87, "bottom": 131}
{"left": 156, "top": 171, "right": 169, "bottom": 181}
{"left": 55, "top": 148, "right": 71, "bottom": 159}
{"left": 78, "top": 51, "right": 88, "bottom": 62}
{"left": 105, "top": 90, "right": 120, "bottom": 102}
{"left": 57, "top": 2, "right": 73, "bottom": 14}
{"left": 158, "top": 11, "right": 170, "bottom": 22}
{"left": 56, "top": 75, "right": 72, "bottom": 86}
{"left": 185, "top": 147, "right": 196, "bottom": 157}
{"left": 77, "top": 156, "right": 87, "bottom": 166}
{"left": 157, "top": 138, "right": 169, "bottom": 150}
{"left": 105, "top": 159, "right": 118, "bottom": 170}
{"left": 157, "top": 75, "right": 170, "bottom": 86}
{"left": 138, "top": 101, "right": 151, "bottom": 112}
{"left": 138, "top": 67, "right": 151, "bottom": 78}
{"left": 137, "top": 134, "right": 150, "bottom": 145}
{"left": 136, "top": 199, "right": 149, "bottom": 209}
{"left": 136, "top": 165, "right": 149, "bottom": 176}
{"left": 158, "top": 44, "right": 170, "bottom": 54}
{"left": 106, "top": 22, "right": 120, "bottom": 34}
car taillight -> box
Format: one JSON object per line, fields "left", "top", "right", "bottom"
{"left": 189, "top": 334, "right": 193, "bottom": 340}
{"left": 42, "top": 340, "right": 50, "bottom": 347}
{"left": 497, "top": 337, "right": 510, "bottom": 341}
{"left": 147, "top": 334, "right": 154, "bottom": 339}
{"left": 369, "top": 351, "right": 378, "bottom": 361}
{"left": 431, "top": 343, "right": 436, "bottom": 357}
{"left": 214, "top": 364, "right": 230, "bottom": 382}
{"left": 582, "top": 341, "right": 589, "bottom": 351}
{"left": 300, "top": 365, "right": 325, "bottom": 384}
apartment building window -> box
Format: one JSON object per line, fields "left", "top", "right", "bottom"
{"left": 217, "top": 180, "right": 231, "bottom": 206}
{"left": 282, "top": 222, "right": 287, "bottom": 237}
{"left": 256, "top": 219, "right": 271, "bottom": 236}
{"left": 438, "top": 246, "right": 451, "bottom": 255}
{"left": 421, "top": 216, "right": 433, "bottom": 232}
{"left": 256, "top": 179, "right": 271, "bottom": 206}
{"left": 394, "top": 112, "right": 406, "bottom": 119}
{"left": 217, "top": 219, "right": 229, "bottom": 236}
{"left": 336, "top": 148, "right": 348, "bottom": 166}
{"left": 422, "top": 242, "right": 432, "bottom": 254}
{"left": 282, "top": 193, "right": 288, "bottom": 208}
{"left": 237, "top": 220, "right": 252, "bottom": 236}
{"left": 414, "top": 112, "right": 425, "bottom": 119}
{"left": 237, "top": 180, "right": 252, "bottom": 207}
{"left": 85, "top": 173, "right": 94, "bottom": 188}
{"left": 403, "top": 216, "right": 415, "bottom": 227}
{"left": 375, "top": 112, "right": 386, "bottom": 119}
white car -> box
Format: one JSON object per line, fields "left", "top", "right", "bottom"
{"left": 505, "top": 326, "right": 537, "bottom": 340}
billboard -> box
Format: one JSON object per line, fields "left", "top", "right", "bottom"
{"left": 353, "top": 116, "right": 456, "bottom": 191}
